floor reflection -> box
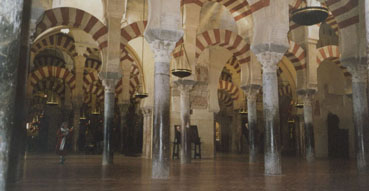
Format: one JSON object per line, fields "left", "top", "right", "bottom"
{"left": 8, "top": 154, "right": 369, "bottom": 191}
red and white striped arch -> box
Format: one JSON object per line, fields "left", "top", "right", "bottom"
{"left": 85, "top": 58, "right": 101, "bottom": 71}
{"left": 326, "top": 0, "right": 359, "bottom": 30}
{"left": 29, "top": 66, "right": 76, "bottom": 90}
{"left": 218, "top": 80, "right": 240, "bottom": 100}
{"left": 196, "top": 29, "right": 250, "bottom": 64}
{"left": 285, "top": 40, "right": 306, "bottom": 71}
{"left": 278, "top": 84, "right": 292, "bottom": 98}
{"left": 33, "top": 55, "right": 66, "bottom": 69}
{"left": 316, "top": 45, "right": 351, "bottom": 77}
{"left": 83, "top": 71, "right": 125, "bottom": 96}
{"left": 35, "top": 7, "right": 108, "bottom": 49}
{"left": 218, "top": 90, "right": 233, "bottom": 107}
{"left": 33, "top": 80, "right": 65, "bottom": 98}
{"left": 120, "top": 21, "right": 147, "bottom": 45}
{"left": 31, "top": 34, "right": 77, "bottom": 59}
{"left": 226, "top": 56, "right": 241, "bottom": 74}
{"left": 83, "top": 86, "right": 104, "bottom": 105}
{"left": 182, "top": 0, "right": 271, "bottom": 22}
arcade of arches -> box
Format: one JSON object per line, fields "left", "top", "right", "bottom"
{"left": 1, "top": 0, "right": 369, "bottom": 190}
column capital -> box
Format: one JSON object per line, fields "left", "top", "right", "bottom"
{"left": 242, "top": 84, "right": 261, "bottom": 102}
{"left": 174, "top": 79, "right": 196, "bottom": 92}
{"left": 255, "top": 51, "right": 284, "bottom": 73}
{"left": 102, "top": 79, "right": 119, "bottom": 93}
{"left": 302, "top": 93, "right": 315, "bottom": 107}
{"left": 142, "top": 107, "right": 153, "bottom": 117}
{"left": 149, "top": 40, "right": 177, "bottom": 63}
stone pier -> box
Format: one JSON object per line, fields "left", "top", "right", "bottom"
{"left": 347, "top": 63, "right": 369, "bottom": 171}
{"left": 0, "top": 0, "right": 25, "bottom": 189}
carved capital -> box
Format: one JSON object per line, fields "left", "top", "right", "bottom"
{"left": 142, "top": 107, "right": 152, "bottom": 117}
{"left": 302, "top": 93, "right": 315, "bottom": 107}
{"left": 102, "top": 79, "right": 118, "bottom": 93}
{"left": 346, "top": 64, "right": 368, "bottom": 83}
{"left": 243, "top": 84, "right": 261, "bottom": 102}
{"left": 174, "top": 79, "right": 196, "bottom": 93}
{"left": 255, "top": 51, "right": 284, "bottom": 73}
{"left": 149, "top": 40, "right": 177, "bottom": 63}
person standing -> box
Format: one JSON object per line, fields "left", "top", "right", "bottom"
{"left": 56, "top": 122, "right": 73, "bottom": 164}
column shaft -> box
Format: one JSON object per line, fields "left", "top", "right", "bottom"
{"left": 352, "top": 80, "right": 369, "bottom": 170}
{"left": 7, "top": 0, "right": 31, "bottom": 182}
{"left": 152, "top": 61, "right": 171, "bottom": 178}
{"left": 347, "top": 64, "right": 369, "bottom": 171}
{"left": 73, "top": 109, "right": 80, "bottom": 152}
{"left": 143, "top": 109, "right": 152, "bottom": 159}
{"left": 263, "top": 70, "right": 282, "bottom": 175}
{"left": 102, "top": 91, "right": 115, "bottom": 165}
{"left": 0, "top": 0, "right": 25, "bottom": 189}
{"left": 247, "top": 93, "right": 258, "bottom": 163}
{"left": 303, "top": 95, "right": 315, "bottom": 162}
{"left": 179, "top": 85, "right": 191, "bottom": 164}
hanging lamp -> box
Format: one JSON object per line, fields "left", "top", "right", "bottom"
{"left": 135, "top": 84, "right": 148, "bottom": 99}
{"left": 288, "top": 117, "right": 296, "bottom": 124}
{"left": 135, "top": 0, "right": 148, "bottom": 99}
{"left": 295, "top": 98, "right": 304, "bottom": 109}
{"left": 172, "top": 44, "right": 192, "bottom": 78}
{"left": 46, "top": 91, "right": 58, "bottom": 105}
{"left": 171, "top": 5, "right": 192, "bottom": 78}
{"left": 91, "top": 106, "right": 101, "bottom": 115}
{"left": 80, "top": 108, "right": 87, "bottom": 119}
{"left": 291, "top": 0, "right": 329, "bottom": 26}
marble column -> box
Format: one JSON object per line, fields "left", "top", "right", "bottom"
{"left": 302, "top": 92, "right": 315, "bottom": 162}
{"left": 175, "top": 80, "right": 195, "bottom": 164}
{"left": 101, "top": 79, "right": 118, "bottom": 165}
{"left": 0, "top": 0, "right": 25, "bottom": 189}
{"left": 150, "top": 40, "right": 177, "bottom": 179}
{"left": 72, "top": 107, "right": 81, "bottom": 151}
{"left": 256, "top": 52, "right": 284, "bottom": 175}
{"left": 72, "top": 55, "right": 86, "bottom": 152}
{"left": 245, "top": 85, "right": 260, "bottom": 163}
{"left": 119, "top": 103, "right": 129, "bottom": 153}
{"left": 347, "top": 64, "right": 369, "bottom": 171}
{"left": 142, "top": 107, "right": 153, "bottom": 159}
{"left": 7, "top": 0, "right": 31, "bottom": 183}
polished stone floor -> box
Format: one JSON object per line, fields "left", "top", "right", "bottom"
{"left": 8, "top": 153, "right": 369, "bottom": 191}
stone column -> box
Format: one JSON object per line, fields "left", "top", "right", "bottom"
{"left": 149, "top": 40, "right": 177, "bottom": 178}
{"left": 0, "top": 0, "right": 25, "bottom": 189}
{"left": 302, "top": 92, "right": 315, "bottom": 162}
{"left": 256, "top": 52, "right": 284, "bottom": 175}
{"left": 72, "top": 105, "right": 81, "bottom": 151}
{"left": 101, "top": 79, "right": 118, "bottom": 165}
{"left": 142, "top": 107, "right": 153, "bottom": 159}
{"left": 118, "top": 103, "right": 129, "bottom": 153}
{"left": 347, "top": 63, "right": 369, "bottom": 171}
{"left": 72, "top": 55, "right": 86, "bottom": 152}
{"left": 245, "top": 85, "right": 260, "bottom": 163}
{"left": 7, "top": 0, "right": 32, "bottom": 183}
{"left": 175, "top": 80, "right": 195, "bottom": 164}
